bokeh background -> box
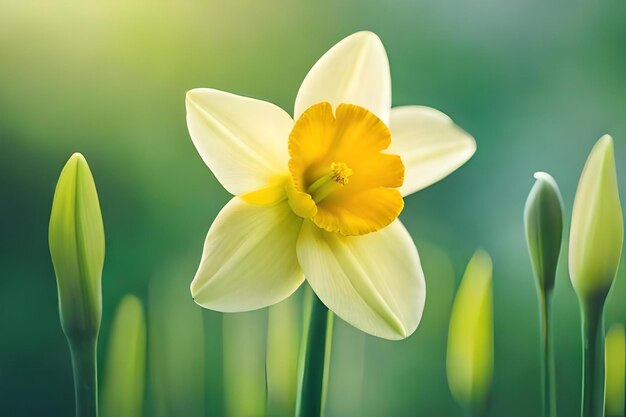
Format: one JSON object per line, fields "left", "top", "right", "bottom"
{"left": 2, "top": 1, "right": 626, "bottom": 416}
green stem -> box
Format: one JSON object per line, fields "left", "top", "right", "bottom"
{"left": 539, "top": 292, "right": 557, "bottom": 417}
{"left": 295, "top": 286, "right": 334, "bottom": 417}
{"left": 69, "top": 337, "right": 98, "bottom": 417}
{"left": 467, "top": 402, "right": 486, "bottom": 417}
{"left": 581, "top": 302, "right": 605, "bottom": 417}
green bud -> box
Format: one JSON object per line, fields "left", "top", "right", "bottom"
{"left": 102, "top": 295, "right": 147, "bottom": 417}
{"left": 569, "top": 135, "right": 623, "bottom": 304}
{"left": 605, "top": 323, "right": 625, "bottom": 417}
{"left": 524, "top": 172, "right": 564, "bottom": 294}
{"left": 447, "top": 250, "right": 494, "bottom": 412}
{"left": 49, "top": 153, "right": 105, "bottom": 341}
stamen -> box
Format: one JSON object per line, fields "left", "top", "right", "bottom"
{"left": 330, "top": 162, "right": 353, "bottom": 185}
{"left": 307, "top": 162, "right": 353, "bottom": 203}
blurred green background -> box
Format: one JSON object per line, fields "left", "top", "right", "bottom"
{"left": 1, "top": 1, "right": 626, "bottom": 416}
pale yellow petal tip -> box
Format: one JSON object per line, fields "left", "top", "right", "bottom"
{"left": 396, "top": 320, "right": 417, "bottom": 340}
{"left": 384, "top": 314, "right": 412, "bottom": 341}
{"left": 189, "top": 268, "right": 230, "bottom": 311}
{"left": 339, "top": 31, "right": 386, "bottom": 66}
{"left": 599, "top": 133, "right": 614, "bottom": 146}
{"left": 189, "top": 275, "right": 203, "bottom": 300}
{"left": 185, "top": 88, "right": 203, "bottom": 104}
{"left": 452, "top": 123, "right": 477, "bottom": 160}
{"left": 388, "top": 328, "right": 409, "bottom": 341}
{"left": 185, "top": 88, "right": 219, "bottom": 106}
{"left": 348, "top": 30, "right": 382, "bottom": 44}
{"left": 466, "top": 133, "right": 478, "bottom": 156}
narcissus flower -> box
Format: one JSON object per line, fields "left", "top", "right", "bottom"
{"left": 186, "top": 31, "right": 476, "bottom": 339}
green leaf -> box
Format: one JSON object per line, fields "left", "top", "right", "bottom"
{"left": 49, "top": 153, "right": 105, "bottom": 341}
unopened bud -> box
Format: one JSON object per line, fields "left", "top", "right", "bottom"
{"left": 49, "top": 153, "right": 105, "bottom": 341}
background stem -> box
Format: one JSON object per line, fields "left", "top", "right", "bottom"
{"left": 295, "top": 286, "right": 334, "bottom": 417}
{"left": 539, "top": 292, "right": 557, "bottom": 417}
{"left": 69, "top": 337, "right": 98, "bottom": 417}
{"left": 581, "top": 303, "right": 605, "bottom": 417}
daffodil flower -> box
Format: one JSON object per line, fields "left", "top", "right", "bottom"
{"left": 186, "top": 31, "right": 476, "bottom": 340}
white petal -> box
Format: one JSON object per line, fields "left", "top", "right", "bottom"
{"left": 191, "top": 198, "right": 304, "bottom": 312}
{"left": 296, "top": 220, "right": 425, "bottom": 340}
{"left": 388, "top": 106, "right": 476, "bottom": 197}
{"left": 186, "top": 88, "right": 293, "bottom": 196}
{"left": 294, "top": 31, "right": 391, "bottom": 123}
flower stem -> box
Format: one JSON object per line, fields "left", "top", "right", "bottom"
{"left": 466, "top": 402, "right": 487, "bottom": 417}
{"left": 295, "top": 285, "right": 334, "bottom": 417}
{"left": 69, "top": 337, "right": 98, "bottom": 417}
{"left": 539, "top": 292, "right": 557, "bottom": 417}
{"left": 581, "top": 302, "right": 605, "bottom": 417}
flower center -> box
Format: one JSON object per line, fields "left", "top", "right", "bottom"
{"left": 307, "top": 162, "right": 353, "bottom": 203}
{"left": 287, "top": 102, "right": 405, "bottom": 236}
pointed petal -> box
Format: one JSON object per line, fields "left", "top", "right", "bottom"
{"left": 294, "top": 31, "right": 391, "bottom": 123}
{"left": 296, "top": 220, "right": 425, "bottom": 340}
{"left": 191, "top": 198, "right": 304, "bottom": 312}
{"left": 388, "top": 106, "right": 476, "bottom": 196}
{"left": 186, "top": 89, "right": 293, "bottom": 196}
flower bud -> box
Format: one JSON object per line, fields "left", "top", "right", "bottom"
{"left": 569, "top": 135, "right": 623, "bottom": 304}
{"left": 49, "top": 153, "right": 105, "bottom": 341}
{"left": 102, "top": 295, "right": 146, "bottom": 417}
{"left": 524, "top": 172, "right": 564, "bottom": 294}
{"left": 447, "top": 250, "right": 494, "bottom": 411}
